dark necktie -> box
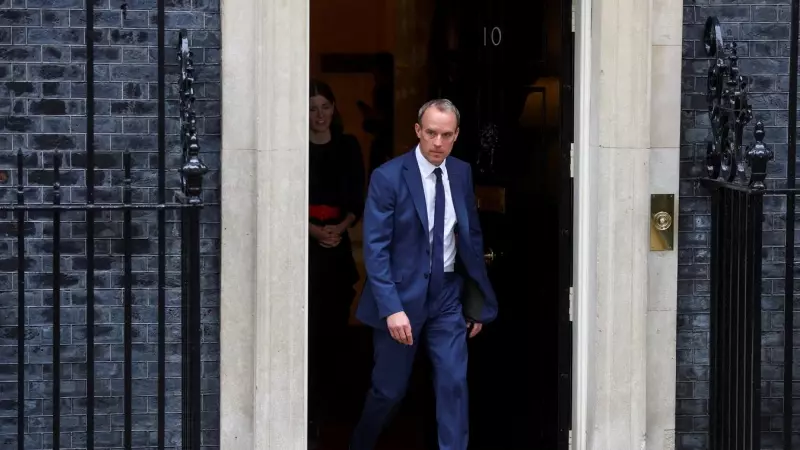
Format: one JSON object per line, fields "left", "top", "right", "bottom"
{"left": 430, "top": 167, "right": 445, "bottom": 296}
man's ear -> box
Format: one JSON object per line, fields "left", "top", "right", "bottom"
{"left": 453, "top": 127, "right": 460, "bottom": 142}
{"left": 414, "top": 122, "right": 422, "bottom": 138}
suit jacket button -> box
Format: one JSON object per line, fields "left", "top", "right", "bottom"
{"left": 424, "top": 273, "right": 429, "bottom": 279}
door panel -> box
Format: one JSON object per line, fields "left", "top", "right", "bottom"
{"left": 425, "top": 0, "right": 572, "bottom": 448}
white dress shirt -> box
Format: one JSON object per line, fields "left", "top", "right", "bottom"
{"left": 415, "top": 146, "right": 457, "bottom": 272}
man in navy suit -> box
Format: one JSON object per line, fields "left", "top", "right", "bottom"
{"left": 351, "top": 99, "right": 498, "bottom": 450}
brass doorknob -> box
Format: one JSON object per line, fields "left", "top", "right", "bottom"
{"left": 484, "top": 248, "right": 498, "bottom": 265}
{"left": 653, "top": 211, "right": 673, "bottom": 231}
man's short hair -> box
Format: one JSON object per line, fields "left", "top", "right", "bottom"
{"left": 417, "top": 99, "right": 460, "bottom": 127}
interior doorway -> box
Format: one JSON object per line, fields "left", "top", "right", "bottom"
{"left": 307, "top": 0, "right": 574, "bottom": 448}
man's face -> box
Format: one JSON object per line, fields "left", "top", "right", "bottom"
{"left": 415, "top": 107, "right": 459, "bottom": 166}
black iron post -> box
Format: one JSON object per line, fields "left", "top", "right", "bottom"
{"left": 702, "top": 15, "right": 772, "bottom": 450}
{"left": 784, "top": 2, "right": 800, "bottom": 447}
{"left": 15, "top": 150, "right": 24, "bottom": 450}
{"left": 176, "top": 28, "right": 207, "bottom": 450}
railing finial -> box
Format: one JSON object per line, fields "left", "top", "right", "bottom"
{"left": 177, "top": 29, "right": 207, "bottom": 205}
{"left": 746, "top": 121, "right": 773, "bottom": 190}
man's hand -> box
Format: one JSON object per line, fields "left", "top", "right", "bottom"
{"left": 387, "top": 311, "right": 413, "bottom": 345}
{"left": 468, "top": 321, "right": 483, "bottom": 338}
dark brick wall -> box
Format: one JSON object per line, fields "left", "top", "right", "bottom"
{"left": 680, "top": 1, "right": 792, "bottom": 449}
{"left": 0, "top": 0, "right": 220, "bottom": 449}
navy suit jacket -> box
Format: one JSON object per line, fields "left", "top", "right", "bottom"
{"left": 355, "top": 149, "right": 498, "bottom": 329}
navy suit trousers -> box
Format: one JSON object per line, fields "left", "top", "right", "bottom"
{"left": 351, "top": 273, "right": 469, "bottom": 450}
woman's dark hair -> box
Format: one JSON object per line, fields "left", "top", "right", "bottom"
{"left": 310, "top": 79, "right": 344, "bottom": 136}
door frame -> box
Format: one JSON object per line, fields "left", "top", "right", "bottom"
{"left": 570, "top": 0, "right": 594, "bottom": 446}
{"left": 217, "top": 0, "right": 596, "bottom": 447}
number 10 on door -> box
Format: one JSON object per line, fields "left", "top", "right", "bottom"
{"left": 483, "top": 26, "right": 502, "bottom": 46}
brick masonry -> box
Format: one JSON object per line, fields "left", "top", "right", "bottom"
{"left": 0, "top": 0, "right": 221, "bottom": 449}
{"left": 680, "top": 1, "right": 794, "bottom": 449}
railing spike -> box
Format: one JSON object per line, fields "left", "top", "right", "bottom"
{"left": 177, "top": 28, "right": 207, "bottom": 206}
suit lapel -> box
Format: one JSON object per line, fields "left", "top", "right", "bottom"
{"left": 402, "top": 151, "right": 429, "bottom": 235}
{"left": 448, "top": 163, "right": 471, "bottom": 239}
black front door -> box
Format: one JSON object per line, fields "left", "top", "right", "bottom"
{"left": 425, "top": 0, "right": 573, "bottom": 448}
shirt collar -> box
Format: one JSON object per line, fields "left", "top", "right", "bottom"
{"left": 415, "top": 145, "right": 446, "bottom": 178}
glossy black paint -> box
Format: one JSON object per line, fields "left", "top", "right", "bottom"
{"left": 702, "top": 13, "right": 790, "bottom": 450}
{"left": 157, "top": 0, "right": 168, "bottom": 446}
{"left": 14, "top": 148, "right": 24, "bottom": 450}
{"left": 177, "top": 28, "right": 207, "bottom": 450}
{"left": 85, "top": 0, "right": 96, "bottom": 445}
{"left": 52, "top": 150, "right": 61, "bottom": 450}
{"left": 704, "top": 181, "right": 762, "bottom": 450}
{"left": 424, "top": 0, "right": 573, "bottom": 448}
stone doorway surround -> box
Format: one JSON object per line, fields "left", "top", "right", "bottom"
{"left": 218, "top": 0, "right": 683, "bottom": 449}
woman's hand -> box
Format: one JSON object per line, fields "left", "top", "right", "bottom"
{"left": 309, "top": 223, "right": 327, "bottom": 241}
{"left": 324, "top": 222, "right": 347, "bottom": 238}
{"left": 310, "top": 223, "right": 342, "bottom": 248}
{"left": 321, "top": 223, "right": 345, "bottom": 248}
{"left": 323, "top": 213, "right": 355, "bottom": 240}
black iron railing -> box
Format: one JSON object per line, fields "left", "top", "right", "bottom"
{"left": 177, "top": 28, "right": 208, "bottom": 450}
{"left": 702, "top": 13, "right": 796, "bottom": 450}
{"left": 705, "top": 179, "right": 763, "bottom": 450}
{"left": 0, "top": 28, "right": 206, "bottom": 450}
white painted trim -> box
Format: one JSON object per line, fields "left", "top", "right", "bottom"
{"left": 305, "top": 0, "right": 312, "bottom": 435}
{"left": 303, "top": 0, "right": 311, "bottom": 438}
{"left": 571, "top": 0, "right": 594, "bottom": 448}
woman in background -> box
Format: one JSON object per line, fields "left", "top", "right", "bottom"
{"left": 307, "top": 79, "right": 366, "bottom": 444}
